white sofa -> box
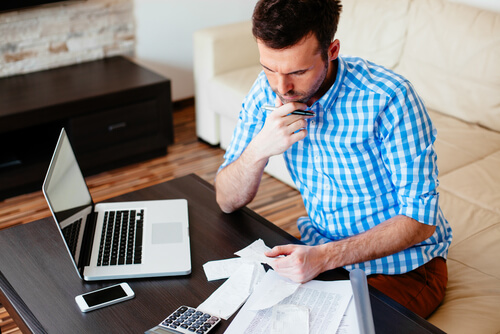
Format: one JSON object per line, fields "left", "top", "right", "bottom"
{"left": 193, "top": 0, "right": 500, "bottom": 332}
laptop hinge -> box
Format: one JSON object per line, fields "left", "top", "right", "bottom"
{"left": 78, "top": 210, "right": 98, "bottom": 272}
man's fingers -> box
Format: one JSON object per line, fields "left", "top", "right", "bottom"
{"left": 269, "top": 257, "right": 308, "bottom": 283}
{"left": 265, "top": 246, "right": 283, "bottom": 257}
{"left": 271, "top": 102, "right": 308, "bottom": 117}
{"left": 275, "top": 97, "right": 283, "bottom": 108}
{"left": 265, "top": 245, "right": 294, "bottom": 257}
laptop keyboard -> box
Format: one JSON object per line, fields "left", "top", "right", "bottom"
{"left": 97, "top": 209, "right": 144, "bottom": 266}
{"left": 62, "top": 218, "right": 82, "bottom": 257}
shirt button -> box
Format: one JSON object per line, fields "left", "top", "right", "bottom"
{"left": 314, "top": 155, "right": 320, "bottom": 162}
{"left": 324, "top": 184, "right": 331, "bottom": 190}
{"left": 311, "top": 120, "right": 316, "bottom": 125}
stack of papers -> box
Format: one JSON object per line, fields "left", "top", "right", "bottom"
{"left": 198, "top": 239, "right": 271, "bottom": 319}
{"left": 198, "top": 239, "right": 358, "bottom": 334}
{"left": 202, "top": 238, "right": 273, "bottom": 282}
{"left": 225, "top": 270, "right": 354, "bottom": 334}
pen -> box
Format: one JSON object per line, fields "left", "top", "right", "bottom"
{"left": 262, "top": 105, "right": 315, "bottom": 116}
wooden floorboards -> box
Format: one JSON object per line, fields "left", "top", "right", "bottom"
{"left": 0, "top": 101, "right": 306, "bottom": 333}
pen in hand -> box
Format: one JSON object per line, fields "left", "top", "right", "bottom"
{"left": 262, "top": 105, "right": 315, "bottom": 116}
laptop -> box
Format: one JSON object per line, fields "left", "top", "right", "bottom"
{"left": 42, "top": 128, "right": 191, "bottom": 281}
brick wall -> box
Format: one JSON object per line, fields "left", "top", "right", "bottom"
{"left": 0, "top": 0, "right": 135, "bottom": 78}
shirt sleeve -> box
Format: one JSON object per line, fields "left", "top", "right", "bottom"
{"left": 376, "top": 80, "right": 440, "bottom": 226}
{"left": 217, "top": 71, "right": 273, "bottom": 173}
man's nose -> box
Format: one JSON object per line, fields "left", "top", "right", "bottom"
{"left": 276, "top": 75, "right": 293, "bottom": 95}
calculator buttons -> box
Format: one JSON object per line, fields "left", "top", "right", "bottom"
{"left": 157, "top": 306, "right": 221, "bottom": 334}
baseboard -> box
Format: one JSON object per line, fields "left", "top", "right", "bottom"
{"left": 173, "top": 97, "right": 194, "bottom": 111}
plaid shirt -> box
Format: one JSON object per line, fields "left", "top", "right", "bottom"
{"left": 219, "top": 55, "right": 452, "bottom": 275}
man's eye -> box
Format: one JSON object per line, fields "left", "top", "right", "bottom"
{"left": 293, "top": 71, "right": 306, "bottom": 76}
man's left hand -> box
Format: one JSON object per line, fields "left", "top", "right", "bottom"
{"left": 265, "top": 244, "right": 331, "bottom": 283}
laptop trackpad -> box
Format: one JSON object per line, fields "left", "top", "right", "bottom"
{"left": 152, "top": 223, "right": 183, "bottom": 244}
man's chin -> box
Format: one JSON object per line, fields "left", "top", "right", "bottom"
{"left": 280, "top": 96, "right": 307, "bottom": 104}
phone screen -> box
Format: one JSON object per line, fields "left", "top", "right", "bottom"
{"left": 83, "top": 285, "right": 127, "bottom": 307}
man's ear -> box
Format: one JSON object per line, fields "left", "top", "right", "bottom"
{"left": 328, "top": 39, "right": 340, "bottom": 61}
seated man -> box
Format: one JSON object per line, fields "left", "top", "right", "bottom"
{"left": 215, "top": 0, "right": 452, "bottom": 318}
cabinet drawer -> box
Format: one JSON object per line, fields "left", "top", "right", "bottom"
{"left": 69, "top": 99, "right": 161, "bottom": 153}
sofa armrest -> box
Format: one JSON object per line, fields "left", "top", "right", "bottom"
{"left": 193, "top": 21, "right": 259, "bottom": 144}
{"left": 193, "top": 21, "right": 258, "bottom": 78}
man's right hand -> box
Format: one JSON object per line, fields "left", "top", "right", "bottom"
{"left": 215, "top": 100, "right": 312, "bottom": 213}
{"left": 248, "top": 100, "right": 313, "bottom": 162}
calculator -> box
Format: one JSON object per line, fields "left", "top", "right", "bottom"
{"left": 145, "top": 306, "right": 221, "bottom": 334}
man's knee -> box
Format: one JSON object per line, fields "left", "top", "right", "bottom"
{"left": 367, "top": 257, "right": 448, "bottom": 318}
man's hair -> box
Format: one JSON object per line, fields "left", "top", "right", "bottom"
{"left": 252, "top": 0, "right": 342, "bottom": 57}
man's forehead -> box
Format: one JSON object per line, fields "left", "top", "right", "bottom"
{"left": 257, "top": 36, "right": 321, "bottom": 73}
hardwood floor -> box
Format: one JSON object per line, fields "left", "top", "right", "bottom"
{"left": 0, "top": 101, "right": 306, "bottom": 333}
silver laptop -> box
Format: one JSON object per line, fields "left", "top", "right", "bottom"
{"left": 42, "top": 128, "right": 191, "bottom": 281}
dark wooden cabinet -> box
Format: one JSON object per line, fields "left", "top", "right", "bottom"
{"left": 0, "top": 56, "right": 173, "bottom": 199}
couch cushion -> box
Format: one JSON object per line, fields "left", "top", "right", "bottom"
{"left": 395, "top": 0, "right": 500, "bottom": 132}
{"left": 450, "top": 221, "right": 500, "bottom": 279}
{"left": 440, "top": 150, "right": 500, "bottom": 215}
{"left": 336, "top": 0, "right": 411, "bottom": 69}
{"left": 429, "top": 189, "right": 500, "bottom": 332}
{"left": 439, "top": 189, "right": 499, "bottom": 247}
{"left": 427, "top": 258, "right": 500, "bottom": 333}
{"left": 429, "top": 110, "right": 500, "bottom": 175}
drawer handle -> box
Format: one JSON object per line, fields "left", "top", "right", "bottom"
{"left": 108, "top": 122, "right": 127, "bottom": 132}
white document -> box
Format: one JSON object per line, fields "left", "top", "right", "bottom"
{"left": 198, "top": 239, "right": 274, "bottom": 319}
{"left": 271, "top": 304, "right": 309, "bottom": 334}
{"left": 234, "top": 238, "right": 273, "bottom": 264}
{"left": 224, "top": 270, "right": 353, "bottom": 334}
{"left": 203, "top": 258, "right": 245, "bottom": 281}
{"left": 197, "top": 263, "right": 265, "bottom": 320}
{"left": 336, "top": 299, "right": 361, "bottom": 334}
{"left": 246, "top": 276, "right": 300, "bottom": 311}
{"left": 203, "top": 239, "right": 273, "bottom": 281}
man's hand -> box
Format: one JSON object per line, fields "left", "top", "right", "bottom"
{"left": 248, "top": 100, "right": 313, "bottom": 161}
{"left": 264, "top": 215, "right": 436, "bottom": 284}
{"left": 215, "top": 99, "right": 313, "bottom": 214}
{"left": 265, "top": 244, "right": 331, "bottom": 283}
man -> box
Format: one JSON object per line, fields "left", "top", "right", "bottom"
{"left": 215, "top": 0, "right": 452, "bottom": 318}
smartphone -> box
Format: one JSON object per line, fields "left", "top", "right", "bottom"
{"left": 75, "top": 282, "right": 135, "bottom": 313}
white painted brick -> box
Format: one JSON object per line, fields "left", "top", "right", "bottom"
{"left": 0, "top": 0, "right": 135, "bottom": 78}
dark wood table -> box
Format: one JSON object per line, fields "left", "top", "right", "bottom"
{"left": 0, "top": 174, "right": 444, "bottom": 333}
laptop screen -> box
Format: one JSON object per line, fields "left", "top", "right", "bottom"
{"left": 43, "top": 129, "right": 93, "bottom": 266}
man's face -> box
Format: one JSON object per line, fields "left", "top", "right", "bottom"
{"left": 257, "top": 34, "right": 331, "bottom": 106}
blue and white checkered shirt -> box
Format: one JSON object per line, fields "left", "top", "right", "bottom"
{"left": 219, "top": 55, "right": 452, "bottom": 275}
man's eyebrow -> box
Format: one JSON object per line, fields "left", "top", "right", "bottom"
{"left": 260, "top": 63, "right": 310, "bottom": 75}
{"left": 260, "top": 63, "right": 275, "bottom": 72}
